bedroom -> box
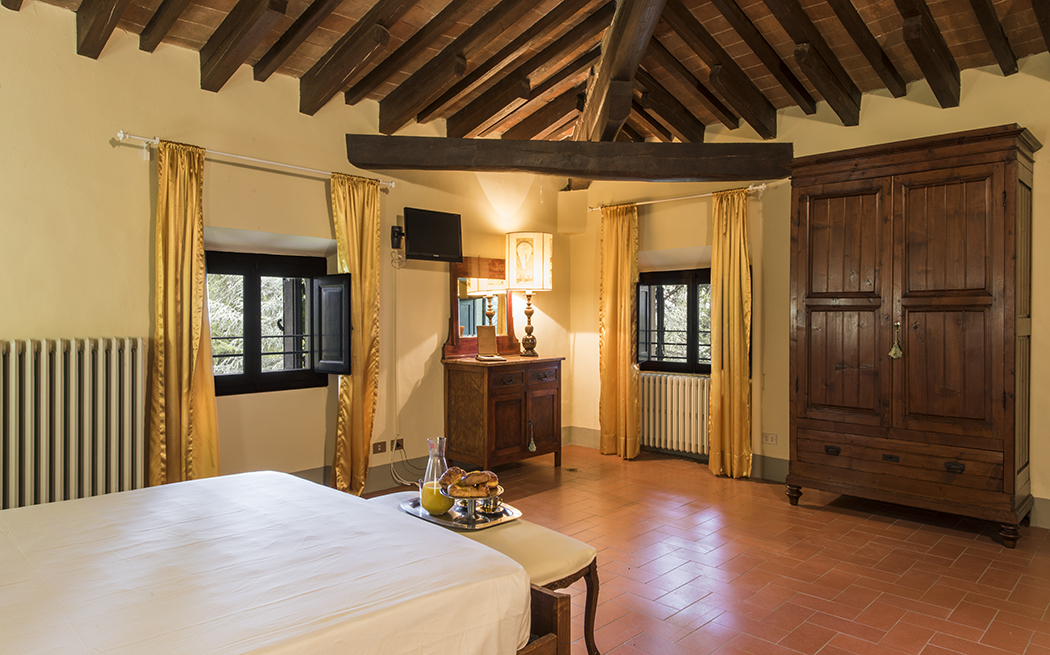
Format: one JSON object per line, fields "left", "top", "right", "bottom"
{"left": 2, "top": 0, "right": 1050, "bottom": 653}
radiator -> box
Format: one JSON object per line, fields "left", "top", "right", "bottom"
{"left": 640, "top": 372, "right": 710, "bottom": 456}
{"left": 0, "top": 338, "right": 146, "bottom": 509}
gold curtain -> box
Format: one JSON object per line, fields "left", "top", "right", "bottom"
{"left": 330, "top": 173, "right": 381, "bottom": 495}
{"left": 148, "top": 141, "right": 220, "bottom": 485}
{"left": 708, "top": 188, "right": 753, "bottom": 479}
{"left": 598, "top": 204, "right": 640, "bottom": 458}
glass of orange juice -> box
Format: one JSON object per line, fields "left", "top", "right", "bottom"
{"left": 420, "top": 479, "right": 454, "bottom": 515}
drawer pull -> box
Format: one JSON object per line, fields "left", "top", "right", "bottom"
{"left": 882, "top": 454, "right": 900, "bottom": 463}
{"left": 500, "top": 375, "right": 515, "bottom": 385}
{"left": 824, "top": 445, "right": 841, "bottom": 456}
{"left": 945, "top": 461, "right": 966, "bottom": 473}
{"left": 537, "top": 372, "right": 553, "bottom": 381}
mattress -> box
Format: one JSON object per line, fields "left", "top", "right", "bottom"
{"left": 0, "top": 471, "right": 531, "bottom": 654}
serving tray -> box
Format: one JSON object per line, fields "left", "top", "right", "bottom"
{"left": 398, "top": 496, "right": 522, "bottom": 530}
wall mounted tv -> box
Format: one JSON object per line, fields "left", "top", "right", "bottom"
{"left": 403, "top": 207, "right": 463, "bottom": 263}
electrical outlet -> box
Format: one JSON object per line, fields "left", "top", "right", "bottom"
{"left": 372, "top": 441, "right": 386, "bottom": 455}
{"left": 391, "top": 438, "right": 404, "bottom": 451}
{"left": 762, "top": 433, "right": 777, "bottom": 445}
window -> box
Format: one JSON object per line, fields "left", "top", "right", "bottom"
{"left": 206, "top": 251, "right": 351, "bottom": 396}
{"left": 637, "top": 268, "right": 711, "bottom": 374}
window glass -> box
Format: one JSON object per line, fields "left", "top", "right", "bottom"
{"left": 260, "top": 276, "right": 309, "bottom": 373}
{"left": 637, "top": 269, "right": 712, "bottom": 374}
{"left": 697, "top": 282, "right": 712, "bottom": 366}
{"left": 207, "top": 273, "right": 244, "bottom": 375}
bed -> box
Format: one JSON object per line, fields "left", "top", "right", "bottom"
{"left": 0, "top": 471, "right": 537, "bottom": 655}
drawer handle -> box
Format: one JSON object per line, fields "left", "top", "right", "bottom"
{"left": 500, "top": 375, "right": 515, "bottom": 385}
{"left": 882, "top": 454, "right": 900, "bottom": 463}
{"left": 824, "top": 445, "right": 841, "bottom": 456}
{"left": 945, "top": 461, "right": 966, "bottom": 473}
{"left": 537, "top": 372, "right": 552, "bottom": 380}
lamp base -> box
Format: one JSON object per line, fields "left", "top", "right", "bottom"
{"left": 521, "top": 290, "right": 538, "bottom": 357}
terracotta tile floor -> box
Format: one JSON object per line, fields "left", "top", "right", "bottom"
{"left": 481, "top": 445, "right": 1050, "bottom": 655}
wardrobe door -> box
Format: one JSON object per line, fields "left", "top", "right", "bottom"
{"left": 891, "top": 164, "right": 1006, "bottom": 445}
{"left": 792, "top": 178, "right": 894, "bottom": 429}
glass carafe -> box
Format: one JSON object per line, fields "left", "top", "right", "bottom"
{"left": 420, "top": 437, "right": 454, "bottom": 516}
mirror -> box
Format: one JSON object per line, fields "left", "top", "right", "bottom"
{"left": 444, "top": 257, "right": 519, "bottom": 359}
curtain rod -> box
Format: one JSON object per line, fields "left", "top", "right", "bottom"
{"left": 587, "top": 183, "right": 769, "bottom": 212}
{"left": 115, "top": 130, "right": 395, "bottom": 189}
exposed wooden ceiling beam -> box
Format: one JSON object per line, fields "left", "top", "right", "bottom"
{"left": 619, "top": 122, "right": 645, "bottom": 142}
{"left": 1035, "top": 0, "right": 1050, "bottom": 51}
{"left": 967, "top": 0, "right": 1017, "bottom": 76}
{"left": 415, "top": 0, "right": 598, "bottom": 122}
{"left": 794, "top": 43, "right": 858, "bottom": 126}
{"left": 200, "top": 0, "right": 285, "bottom": 92}
{"left": 502, "top": 84, "right": 585, "bottom": 141}
{"left": 378, "top": 0, "right": 535, "bottom": 134}
{"left": 762, "top": 0, "right": 861, "bottom": 125}
{"left": 2, "top": 0, "right": 23, "bottom": 10}
{"left": 299, "top": 0, "right": 413, "bottom": 116}
{"left": 446, "top": 7, "right": 612, "bottom": 138}
{"left": 574, "top": 0, "right": 668, "bottom": 142}
{"left": 343, "top": 0, "right": 474, "bottom": 105}
{"left": 635, "top": 68, "right": 705, "bottom": 143}
{"left": 896, "top": 0, "right": 960, "bottom": 108}
{"left": 139, "top": 0, "right": 192, "bottom": 52}
{"left": 254, "top": 0, "right": 343, "bottom": 82}
{"left": 825, "top": 0, "right": 906, "bottom": 97}
{"left": 630, "top": 101, "right": 674, "bottom": 141}
{"left": 345, "top": 134, "right": 793, "bottom": 181}
{"left": 708, "top": 0, "right": 816, "bottom": 114}
{"left": 646, "top": 37, "right": 739, "bottom": 130}
{"left": 76, "top": 0, "right": 135, "bottom": 59}
{"left": 663, "top": 0, "right": 776, "bottom": 139}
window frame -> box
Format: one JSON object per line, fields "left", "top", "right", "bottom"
{"left": 637, "top": 268, "right": 712, "bottom": 375}
{"left": 206, "top": 250, "right": 329, "bottom": 396}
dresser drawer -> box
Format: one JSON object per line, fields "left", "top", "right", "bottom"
{"left": 489, "top": 368, "right": 525, "bottom": 391}
{"left": 528, "top": 366, "right": 559, "bottom": 386}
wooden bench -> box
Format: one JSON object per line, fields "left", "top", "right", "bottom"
{"left": 371, "top": 491, "right": 600, "bottom": 655}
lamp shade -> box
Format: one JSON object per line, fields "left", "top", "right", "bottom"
{"left": 505, "top": 232, "right": 553, "bottom": 292}
{"left": 465, "top": 276, "right": 507, "bottom": 297}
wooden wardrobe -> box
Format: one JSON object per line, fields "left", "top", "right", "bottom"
{"left": 787, "top": 126, "right": 1039, "bottom": 547}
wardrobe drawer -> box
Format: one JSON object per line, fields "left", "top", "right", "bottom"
{"left": 796, "top": 429, "right": 1003, "bottom": 492}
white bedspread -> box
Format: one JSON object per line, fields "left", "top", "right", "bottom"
{"left": 0, "top": 471, "right": 530, "bottom": 655}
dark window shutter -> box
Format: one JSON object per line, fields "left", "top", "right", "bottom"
{"left": 313, "top": 274, "right": 352, "bottom": 375}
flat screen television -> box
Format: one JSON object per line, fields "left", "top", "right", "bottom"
{"left": 403, "top": 207, "right": 463, "bottom": 263}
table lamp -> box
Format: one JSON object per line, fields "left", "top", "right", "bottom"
{"left": 465, "top": 276, "right": 506, "bottom": 327}
{"left": 505, "top": 232, "right": 553, "bottom": 357}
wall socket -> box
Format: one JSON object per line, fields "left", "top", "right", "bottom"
{"left": 372, "top": 441, "right": 387, "bottom": 454}
{"left": 762, "top": 433, "right": 778, "bottom": 445}
{"left": 391, "top": 438, "right": 404, "bottom": 451}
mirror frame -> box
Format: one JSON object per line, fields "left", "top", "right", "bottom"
{"left": 443, "top": 256, "right": 519, "bottom": 359}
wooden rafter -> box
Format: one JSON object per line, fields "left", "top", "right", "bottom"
{"left": 826, "top": 0, "right": 906, "bottom": 97}
{"left": 2, "top": 0, "right": 22, "bottom": 10}
{"left": 139, "top": 0, "right": 192, "bottom": 52}
{"left": 200, "top": 0, "right": 286, "bottom": 92}
{"left": 76, "top": 0, "right": 135, "bottom": 59}
{"left": 416, "top": 0, "right": 598, "bottom": 123}
{"left": 253, "top": 0, "right": 343, "bottom": 82}
{"left": 762, "top": 0, "right": 860, "bottom": 126}
{"left": 502, "top": 84, "right": 584, "bottom": 141}
{"left": 635, "top": 68, "right": 705, "bottom": 143}
{"left": 1035, "top": 0, "right": 1050, "bottom": 52}
{"left": 896, "top": 0, "right": 960, "bottom": 108}
{"left": 708, "top": 0, "right": 816, "bottom": 114}
{"left": 646, "top": 37, "right": 738, "bottom": 130}
{"left": 446, "top": 6, "right": 612, "bottom": 138}
{"left": 378, "top": 0, "right": 535, "bottom": 135}
{"left": 298, "top": 0, "right": 414, "bottom": 116}
{"left": 628, "top": 104, "right": 672, "bottom": 141}
{"left": 345, "top": 134, "right": 793, "bottom": 181}
{"left": 663, "top": 0, "right": 777, "bottom": 139}
{"left": 574, "top": 0, "right": 668, "bottom": 142}
{"left": 794, "top": 43, "right": 858, "bottom": 126}
{"left": 344, "top": 0, "right": 474, "bottom": 105}
{"left": 967, "top": 0, "right": 1017, "bottom": 76}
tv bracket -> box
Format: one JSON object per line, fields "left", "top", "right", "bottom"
{"left": 391, "top": 225, "right": 404, "bottom": 250}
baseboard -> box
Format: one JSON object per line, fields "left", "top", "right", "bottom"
{"left": 751, "top": 455, "right": 789, "bottom": 484}
{"left": 563, "top": 426, "right": 600, "bottom": 449}
{"left": 1031, "top": 496, "right": 1050, "bottom": 529}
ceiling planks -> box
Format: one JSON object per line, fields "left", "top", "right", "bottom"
{"left": 200, "top": 0, "right": 286, "bottom": 92}
{"left": 76, "top": 0, "right": 135, "bottom": 58}
{"left": 253, "top": 0, "right": 343, "bottom": 82}
{"left": 967, "top": 0, "right": 1017, "bottom": 76}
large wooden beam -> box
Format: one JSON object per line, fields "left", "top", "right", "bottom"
{"left": 200, "top": 0, "right": 286, "bottom": 92}
{"left": 574, "top": 0, "right": 668, "bottom": 142}
{"left": 896, "top": 0, "right": 959, "bottom": 108}
{"left": 663, "top": 0, "right": 777, "bottom": 139}
{"left": 646, "top": 38, "right": 738, "bottom": 130}
{"left": 76, "top": 0, "right": 135, "bottom": 59}
{"left": 709, "top": 0, "right": 816, "bottom": 114}
{"left": 794, "top": 43, "right": 858, "bottom": 126}
{"left": 968, "top": 0, "right": 1017, "bottom": 76}
{"left": 299, "top": 0, "right": 414, "bottom": 116}
{"left": 635, "top": 68, "right": 705, "bottom": 143}
{"left": 345, "top": 134, "right": 793, "bottom": 181}
{"left": 254, "top": 0, "right": 343, "bottom": 82}
{"left": 416, "top": 0, "right": 596, "bottom": 122}
{"left": 343, "top": 0, "right": 474, "bottom": 104}
{"left": 826, "top": 0, "right": 906, "bottom": 97}
{"left": 446, "top": 7, "right": 612, "bottom": 138}
{"left": 762, "top": 0, "right": 861, "bottom": 125}
{"left": 379, "top": 0, "right": 535, "bottom": 134}
{"left": 1035, "top": 0, "right": 1050, "bottom": 52}
{"left": 139, "top": 0, "right": 192, "bottom": 52}
{"left": 2, "top": 0, "right": 23, "bottom": 10}
{"left": 502, "top": 85, "right": 584, "bottom": 141}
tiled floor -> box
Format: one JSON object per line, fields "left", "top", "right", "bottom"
{"left": 451, "top": 445, "right": 1050, "bottom": 655}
